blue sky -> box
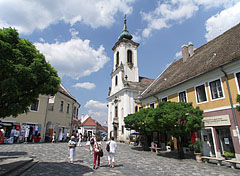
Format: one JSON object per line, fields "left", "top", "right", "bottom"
{"left": 1, "top": 0, "right": 240, "bottom": 125}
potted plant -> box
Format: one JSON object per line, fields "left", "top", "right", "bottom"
{"left": 222, "top": 151, "right": 235, "bottom": 160}
{"left": 189, "top": 139, "right": 202, "bottom": 162}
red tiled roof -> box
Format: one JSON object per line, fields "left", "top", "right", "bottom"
{"left": 81, "top": 117, "right": 97, "bottom": 126}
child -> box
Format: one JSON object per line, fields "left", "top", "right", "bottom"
{"left": 68, "top": 136, "right": 76, "bottom": 163}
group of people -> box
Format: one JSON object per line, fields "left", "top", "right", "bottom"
{"left": 68, "top": 135, "right": 117, "bottom": 169}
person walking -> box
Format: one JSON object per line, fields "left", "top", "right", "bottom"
{"left": 106, "top": 137, "right": 117, "bottom": 168}
{"left": 86, "top": 135, "right": 91, "bottom": 151}
{"left": 51, "top": 131, "right": 56, "bottom": 143}
{"left": 68, "top": 136, "right": 76, "bottom": 163}
{"left": 77, "top": 133, "right": 82, "bottom": 147}
{"left": 90, "top": 135, "right": 95, "bottom": 154}
{"left": 93, "top": 137, "right": 102, "bottom": 169}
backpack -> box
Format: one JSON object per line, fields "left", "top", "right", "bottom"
{"left": 90, "top": 138, "right": 94, "bottom": 145}
{"left": 99, "top": 149, "right": 103, "bottom": 157}
{"left": 106, "top": 142, "right": 110, "bottom": 152}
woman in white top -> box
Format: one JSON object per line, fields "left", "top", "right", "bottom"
{"left": 106, "top": 137, "right": 117, "bottom": 168}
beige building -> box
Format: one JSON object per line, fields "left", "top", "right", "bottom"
{"left": 0, "top": 84, "right": 80, "bottom": 143}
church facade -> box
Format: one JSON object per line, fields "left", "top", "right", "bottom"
{"left": 107, "top": 17, "right": 153, "bottom": 142}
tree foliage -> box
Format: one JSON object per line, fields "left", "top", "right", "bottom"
{"left": 124, "top": 108, "right": 155, "bottom": 135}
{"left": 237, "top": 94, "right": 240, "bottom": 112}
{"left": 124, "top": 101, "right": 203, "bottom": 156}
{"left": 0, "top": 27, "right": 61, "bottom": 118}
{"left": 153, "top": 102, "right": 203, "bottom": 138}
{"left": 125, "top": 102, "right": 203, "bottom": 137}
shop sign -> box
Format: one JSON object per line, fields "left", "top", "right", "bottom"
{"left": 203, "top": 115, "right": 230, "bottom": 127}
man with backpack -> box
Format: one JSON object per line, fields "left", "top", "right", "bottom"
{"left": 106, "top": 137, "right": 117, "bottom": 168}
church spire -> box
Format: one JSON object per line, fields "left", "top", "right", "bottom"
{"left": 118, "top": 15, "right": 133, "bottom": 40}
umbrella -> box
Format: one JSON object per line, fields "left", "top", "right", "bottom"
{"left": 100, "top": 132, "right": 107, "bottom": 136}
{"left": 130, "top": 132, "right": 139, "bottom": 135}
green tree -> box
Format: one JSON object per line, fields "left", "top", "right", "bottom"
{"left": 0, "top": 27, "right": 60, "bottom": 118}
{"left": 154, "top": 102, "right": 203, "bottom": 158}
{"left": 236, "top": 94, "right": 240, "bottom": 112}
{"left": 124, "top": 108, "right": 155, "bottom": 150}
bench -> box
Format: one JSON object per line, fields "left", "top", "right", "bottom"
{"left": 149, "top": 147, "right": 161, "bottom": 154}
{"left": 201, "top": 156, "right": 225, "bottom": 166}
{"left": 225, "top": 160, "right": 240, "bottom": 169}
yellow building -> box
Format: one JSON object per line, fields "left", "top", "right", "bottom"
{"left": 139, "top": 23, "right": 240, "bottom": 161}
{"left": 0, "top": 84, "right": 80, "bottom": 143}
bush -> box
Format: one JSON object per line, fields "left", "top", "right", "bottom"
{"left": 189, "top": 139, "right": 202, "bottom": 153}
{"left": 223, "top": 151, "right": 235, "bottom": 157}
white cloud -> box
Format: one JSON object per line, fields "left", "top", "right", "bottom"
{"left": 69, "top": 28, "right": 79, "bottom": 38}
{"left": 175, "top": 51, "right": 182, "bottom": 58}
{"left": 84, "top": 100, "right": 107, "bottom": 110}
{"left": 35, "top": 38, "right": 110, "bottom": 80}
{"left": 0, "top": 0, "right": 135, "bottom": 35}
{"left": 84, "top": 100, "right": 108, "bottom": 125}
{"left": 141, "top": 1, "right": 198, "bottom": 38}
{"left": 205, "top": 2, "right": 240, "bottom": 41}
{"left": 140, "top": 0, "right": 240, "bottom": 39}
{"left": 39, "top": 38, "right": 45, "bottom": 42}
{"left": 88, "top": 109, "right": 108, "bottom": 125}
{"left": 73, "top": 82, "right": 96, "bottom": 90}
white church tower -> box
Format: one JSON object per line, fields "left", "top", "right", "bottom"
{"left": 107, "top": 16, "right": 140, "bottom": 141}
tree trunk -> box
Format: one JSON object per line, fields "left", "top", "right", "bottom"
{"left": 177, "top": 136, "right": 185, "bottom": 159}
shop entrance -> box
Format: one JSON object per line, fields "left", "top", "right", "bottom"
{"left": 216, "top": 127, "right": 235, "bottom": 155}
{"left": 202, "top": 128, "right": 215, "bottom": 156}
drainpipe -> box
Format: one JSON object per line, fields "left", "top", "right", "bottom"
{"left": 221, "top": 67, "right": 240, "bottom": 146}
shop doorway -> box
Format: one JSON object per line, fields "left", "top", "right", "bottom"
{"left": 216, "top": 127, "right": 235, "bottom": 155}
{"left": 202, "top": 128, "right": 215, "bottom": 156}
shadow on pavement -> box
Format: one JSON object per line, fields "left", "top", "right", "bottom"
{"left": 156, "top": 150, "right": 195, "bottom": 160}
{"left": 0, "top": 152, "right": 28, "bottom": 156}
{"left": 130, "top": 146, "right": 144, "bottom": 151}
{"left": 23, "top": 161, "right": 94, "bottom": 175}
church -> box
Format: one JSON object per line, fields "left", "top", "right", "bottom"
{"left": 107, "top": 16, "right": 154, "bottom": 142}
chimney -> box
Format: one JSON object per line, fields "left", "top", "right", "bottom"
{"left": 188, "top": 41, "right": 194, "bottom": 57}
{"left": 181, "top": 45, "right": 189, "bottom": 62}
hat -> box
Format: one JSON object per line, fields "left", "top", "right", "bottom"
{"left": 71, "top": 136, "right": 75, "bottom": 140}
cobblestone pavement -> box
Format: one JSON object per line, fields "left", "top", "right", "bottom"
{"left": 1, "top": 142, "right": 239, "bottom": 176}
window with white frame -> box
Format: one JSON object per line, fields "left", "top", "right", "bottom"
{"left": 162, "top": 97, "right": 168, "bottom": 102}
{"left": 179, "top": 91, "right": 187, "bottom": 102}
{"left": 209, "top": 79, "right": 223, "bottom": 100}
{"left": 236, "top": 72, "right": 240, "bottom": 91}
{"left": 66, "top": 103, "right": 70, "bottom": 114}
{"left": 60, "top": 100, "right": 64, "bottom": 112}
{"left": 196, "top": 84, "right": 207, "bottom": 103}
{"left": 30, "top": 99, "right": 39, "bottom": 111}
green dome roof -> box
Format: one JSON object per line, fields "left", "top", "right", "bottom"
{"left": 118, "top": 15, "right": 133, "bottom": 40}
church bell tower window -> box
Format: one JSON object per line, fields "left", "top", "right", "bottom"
{"left": 127, "top": 50, "right": 133, "bottom": 68}
{"left": 116, "top": 52, "right": 119, "bottom": 68}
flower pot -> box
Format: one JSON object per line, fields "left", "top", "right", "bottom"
{"left": 194, "top": 153, "right": 202, "bottom": 162}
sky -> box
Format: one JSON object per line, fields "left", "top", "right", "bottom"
{"left": 1, "top": 0, "right": 240, "bottom": 125}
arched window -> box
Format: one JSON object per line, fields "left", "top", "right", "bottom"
{"left": 127, "top": 50, "right": 132, "bottom": 64}
{"left": 115, "top": 76, "right": 118, "bottom": 86}
{"left": 116, "top": 52, "right": 119, "bottom": 67}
